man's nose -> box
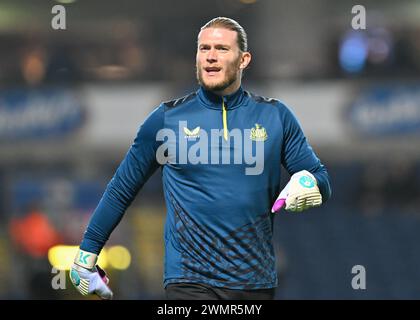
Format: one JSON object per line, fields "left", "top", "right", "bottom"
{"left": 206, "top": 49, "right": 217, "bottom": 62}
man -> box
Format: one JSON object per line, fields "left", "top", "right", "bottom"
{"left": 69, "top": 17, "right": 332, "bottom": 300}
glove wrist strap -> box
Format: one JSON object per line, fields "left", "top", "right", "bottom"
{"left": 74, "top": 248, "right": 98, "bottom": 270}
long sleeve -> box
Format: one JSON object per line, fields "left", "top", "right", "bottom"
{"left": 80, "top": 104, "right": 164, "bottom": 254}
{"left": 280, "top": 103, "right": 332, "bottom": 202}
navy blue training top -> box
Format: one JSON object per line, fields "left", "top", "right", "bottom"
{"left": 80, "top": 86, "right": 332, "bottom": 289}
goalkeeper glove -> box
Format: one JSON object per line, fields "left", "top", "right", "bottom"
{"left": 69, "top": 248, "right": 113, "bottom": 300}
{"left": 272, "top": 170, "right": 322, "bottom": 213}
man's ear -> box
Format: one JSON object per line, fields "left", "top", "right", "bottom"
{"left": 239, "top": 52, "right": 252, "bottom": 70}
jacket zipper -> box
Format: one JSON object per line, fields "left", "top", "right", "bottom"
{"left": 222, "top": 100, "right": 228, "bottom": 141}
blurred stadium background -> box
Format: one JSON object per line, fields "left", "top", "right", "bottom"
{"left": 0, "top": 0, "right": 420, "bottom": 299}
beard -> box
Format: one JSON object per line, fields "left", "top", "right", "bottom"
{"left": 196, "top": 56, "right": 241, "bottom": 92}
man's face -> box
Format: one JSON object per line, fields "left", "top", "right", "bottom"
{"left": 196, "top": 27, "right": 244, "bottom": 94}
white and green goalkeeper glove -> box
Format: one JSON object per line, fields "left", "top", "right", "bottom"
{"left": 272, "top": 170, "right": 322, "bottom": 213}
{"left": 69, "top": 248, "right": 113, "bottom": 300}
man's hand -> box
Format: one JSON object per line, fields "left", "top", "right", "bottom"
{"left": 69, "top": 248, "right": 113, "bottom": 300}
{"left": 272, "top": 170, "right": 322, "bottom": 213}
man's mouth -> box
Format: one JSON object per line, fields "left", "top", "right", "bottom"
{"left": 204, "top": 67, "right": 222, "bottom": 76}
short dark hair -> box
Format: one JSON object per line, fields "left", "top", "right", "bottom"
{"left": 200, "top": 17, "right": 248, "bottom": 52}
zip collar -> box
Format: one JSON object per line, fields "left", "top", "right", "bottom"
{"left": 197, "top": 86, "right": 245, "bottom": 110}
